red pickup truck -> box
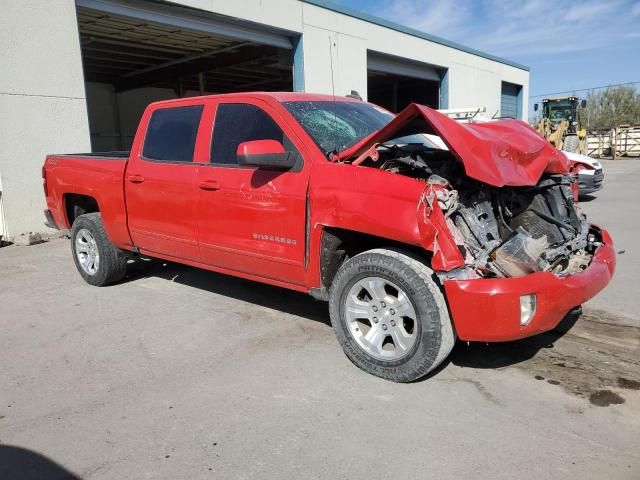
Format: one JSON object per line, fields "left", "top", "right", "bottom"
{"left": 43, "top": 92, "right": 615, "bottom": 382}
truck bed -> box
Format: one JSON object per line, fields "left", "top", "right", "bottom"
{"left": 48, "top": 151, "right": 130, "bottom": 160}
{"left": 44, "top": 152, "right": 131, "bottom": 247}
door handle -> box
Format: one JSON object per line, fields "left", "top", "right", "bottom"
{"left": 128, "top": 174, "right": 145, "bottom": 184}
{"left": 199, "top": 180, "right": 221, "bottom": 191}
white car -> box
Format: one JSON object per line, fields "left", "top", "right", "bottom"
{"left": 563, "top": 151, "right": 604, "bottom": 195}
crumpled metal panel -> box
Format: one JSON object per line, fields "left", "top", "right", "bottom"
{"left": 337, "top": 103, "right": 570, "bottom": 187}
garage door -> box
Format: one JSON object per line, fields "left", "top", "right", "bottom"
{"left": 367, "top": 52, "right": 443, "bottom": 112}
{"left": 501, "top": 82, "right": 522, "bottom": 119}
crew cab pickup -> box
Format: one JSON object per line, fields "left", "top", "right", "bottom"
{"left": 43, "top": 93, "right": 615, "bottom": 382}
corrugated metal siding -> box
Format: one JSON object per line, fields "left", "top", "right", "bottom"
{"left": 368, "top": 52, "right": 441, "bottom": 81}
{"left": 501, "top": 82, "right": 521, "bottom": 119}
{"left": 76, "top": 0, "right": 293, "bottom": 49}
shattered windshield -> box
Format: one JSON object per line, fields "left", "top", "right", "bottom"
{"left": 282, "top": 100, "right": 434, "bottom": 155}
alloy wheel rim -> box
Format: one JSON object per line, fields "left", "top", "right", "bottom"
{"left": 75, "top": 228, "right": 100, "bottom": 275}
{"left": 344, "top": 276, "right": 418, "bottom": 361}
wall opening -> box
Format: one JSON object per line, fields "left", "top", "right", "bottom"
{"left": 76, "top": 3, "right": 294, "bottom": 151}
{"left": 367, "top": 52, "right": 442, "bottom": 113}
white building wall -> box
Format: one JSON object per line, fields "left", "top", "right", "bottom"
{"left": 0, "top": 0, "right": 90, "bottom": 238}
{"left": 301, "top": 3, "right": 529, "bottom": 119}
{"left": 1, "top": 0, "right": 529, "bottom": 236}
{"left": 169, "top": 1, "right": 530, "bottom": 116}
{"left": 300, "top": 27, "right": 368, "bottom": 98}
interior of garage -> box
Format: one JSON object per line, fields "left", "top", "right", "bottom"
{"left": 368, "top": 72, "right": 440, "bottom": 113}
{"left": 367, "top": 52, "right": 442, "bottom": 113}
{"left": 76, "top": 5, "right": 294, "bottom": 151}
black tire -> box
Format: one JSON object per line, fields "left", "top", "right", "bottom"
{"left": 70, "top": 213, "right": 127, "bottom": 286}
{"left": 329, "top": 248, "right": 455, "bottom": 382}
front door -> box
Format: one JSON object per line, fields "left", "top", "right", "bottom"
{"left": 125, "top": 103, "right": 205, "bottom": 261}
{"left": 196, "top": 100, "right": 309, "bottom": 285}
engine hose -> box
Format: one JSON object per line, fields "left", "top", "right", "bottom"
{"left": 496, "top": 196, "right": 514, "bottom": 233}
{"left": 393, "top": 155, "right": 432, "bottom": 173}
{"left": 530, "top": 209, "right": 578, "bottom": 234}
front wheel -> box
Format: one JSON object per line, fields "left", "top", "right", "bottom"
{"left": 329, "top": 249, "right": 455, "bottom": 382}
{"left": 71, "top": 213, "right": 127, "bottom": 286}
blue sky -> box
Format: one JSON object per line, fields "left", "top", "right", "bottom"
{"left": 331, "top": 0, "right": 640, "bottom": 115}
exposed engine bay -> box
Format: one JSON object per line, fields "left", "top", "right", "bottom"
{"left": 363, "top": 143, "right": 602, "bottom": 279}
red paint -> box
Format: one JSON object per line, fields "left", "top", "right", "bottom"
{"left": 237, "top": 139, "right": 286, "bottom": 156}
{"left": 416, "top": 184, "right": 465, "bottom": 271}
{"left": 445, "top": 227, "right": 615, "bottom": 341}
{"left": 194, "top": 97, "right": 309, "bottom": 285}
{"left": 44, "top": 155, "right": 132, "bottom": 247}
{"left": 43, "top": 93, "right": 614, "bottom": 343}
{"left": 338, "top": 103, "right": 570, "bottom": 186}
{"left": 568, "top": 161, "right": 589, "bottom": 201}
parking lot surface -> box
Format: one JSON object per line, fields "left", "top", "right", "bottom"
{"left": 1, "top": 160, "right": 639, "bottom": 479}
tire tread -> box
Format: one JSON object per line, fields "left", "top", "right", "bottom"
{"left": 329, "top": 248, "right": 455, "bottom": 382}
{"left": 71, "top": 213, "right": 126, "bottom": 286}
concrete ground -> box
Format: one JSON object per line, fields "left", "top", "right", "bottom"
{"left": 579, "top": 160, "right": 640, "bottom": 324}
{"left": 1, "top": 160, "right": 640, "bottom": 479}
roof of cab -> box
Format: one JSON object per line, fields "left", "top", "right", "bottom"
{"left": 148, "top": 91, "right": 362, "bottom": 108}
{"left": 259, "top": 92, "right": 362, "bottom": 103}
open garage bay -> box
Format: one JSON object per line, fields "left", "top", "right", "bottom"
{"left": 77, "top": 4, "right": 295, "bottom": 151}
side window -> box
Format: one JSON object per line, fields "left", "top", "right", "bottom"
{"left": 142, "top": 105, "right": 204, "bottom": 162}
{"left": 211, "top": 103, "right": 288, "bottom": 165}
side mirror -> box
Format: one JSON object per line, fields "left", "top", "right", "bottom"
{"left": 581, "top": 99, "right": 587, "bottom": 108}
{"left": 534, "top": 103, "right": 538, "bottom": 111}
{"left": 237, "top": 139, "right": 296, "bottom": 170}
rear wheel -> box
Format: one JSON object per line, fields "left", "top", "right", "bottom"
{"left": 71, "top": 213, "right": 127, "bottom": 286}
{"left": 329, "top": 249, "right": 455, "bottom": 382}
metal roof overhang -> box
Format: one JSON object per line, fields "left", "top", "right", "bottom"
{"left": 76, "top": 0, "right": 295, "bottom": 93}
{"left": 76, "top": 0, "right": 294, "bottom": 50}
{"left": 367, "top": 52, "right": 442, "bottom": 82}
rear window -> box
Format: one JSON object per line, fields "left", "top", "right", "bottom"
{"left": 143, "top": 105, "right": 204, "bottom": 162}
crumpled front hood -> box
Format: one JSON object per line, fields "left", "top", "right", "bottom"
{"left": 336, "top": 103, "right": 570, "bottom": 187}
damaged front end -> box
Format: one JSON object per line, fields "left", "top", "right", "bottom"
{"left": 333, "top": 102, "right": 615, "bottom": 341}
{"left": 339, "top": 103, "right": 605, "bottom": 282}
{"left": 428, "top": 173, "right": 598, "bottom": 280}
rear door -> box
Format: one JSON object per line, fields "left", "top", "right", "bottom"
{"left": 125, "top": 102, "right": 206, "bottom": 260}
{"left": 196, "top": 99, "right": 309, "bottom": 285}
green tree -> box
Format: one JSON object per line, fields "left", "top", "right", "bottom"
{"left": 581, "top": 85, "right": 640, "bottom": 130}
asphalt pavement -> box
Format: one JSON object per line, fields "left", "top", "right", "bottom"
{"left": 579, "top": 160, "right": 640, "bottom": 324}
{"left": 1, "top": 159, "right": 639, "bottom": 479}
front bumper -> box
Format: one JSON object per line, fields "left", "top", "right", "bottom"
{"left": 443, "top": 227, "right": 615, "bottom": 342}
{"left": 578, "top": 169, "right": 604, "bottom": 194}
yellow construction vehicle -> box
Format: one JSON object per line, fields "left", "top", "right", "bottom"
{"left": 534, "top": 96, "right": 587, "bottom": 153}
